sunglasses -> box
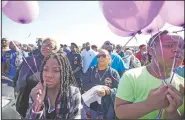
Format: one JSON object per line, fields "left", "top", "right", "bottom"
{"left": 97, "top": 54, "right": 107, "bottom": 58}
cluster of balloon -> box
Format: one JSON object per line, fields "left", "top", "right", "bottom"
{"left": 100, "top": 1, "right": 184, "bottom": 36}
{"left": 141, "top": 15, "right": 165, "bottom": 35}
{"left": 2, "top": 1, "right": 39, "bottom": 24}
{"left": 108, "top": 22, "right": 136, "bottom": 37}
{"left": 159, "top": 1, "right": 184, "bottom": 27}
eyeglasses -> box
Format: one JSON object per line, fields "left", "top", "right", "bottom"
{"left": 97, "top": 54, "right": 107, "bottom": 58}
{"left": 42, "top": 42, "right": 56, "bottom": 50}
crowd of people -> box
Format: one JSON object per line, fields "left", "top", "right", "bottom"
{"left": 1, "top": 30, "right": 184, "bottom": 119}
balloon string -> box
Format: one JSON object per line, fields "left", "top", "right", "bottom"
{"left": 155, "top": 26, "right": 166, "bottom": 119}
{"left": 148, "top": 33, "right": 166, "bottom": 83}
{"left": 122, "top": 34, "right": 136, "bottom": 48}
{"left": 11, "top": 41, "right": 35, "bottom": 74}
{"left": 134, "top": 35, "right": 138, "bottom": 54}
{"left": 32, "top": 52, "right": 38, "bottom": 73}
{"left": 158, "top": 29, "right": 167, "bottom": 79}
{"left": 156, "top": 46, "right": 166, "bottom": 119}
{"left": 22, "top": 57, "right": 35, "bottom": 74}
{"left": 157, "top": 109, "right": 163, "bottom": 119}
{"left": 152, "top": 47, "right": 163, "bottom": 80}
{"left": 31, "top": 53, "right": 40, "bottom": 81}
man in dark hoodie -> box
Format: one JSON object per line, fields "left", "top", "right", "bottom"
{"left": 30, "top": 38, "right": 43, "bottom": 56}
{"left": 67, "top": 43, "right": 83, "bottom": 92}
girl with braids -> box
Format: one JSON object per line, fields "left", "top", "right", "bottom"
{"left": 26, "top": 53, "right": 82, "bottom": 119}
{"left": 15, "top": 37, "right": 60, "bottom": 117}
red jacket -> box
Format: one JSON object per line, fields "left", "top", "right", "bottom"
{"left": 135, "top": 52, "right": 142, "bottom": 61}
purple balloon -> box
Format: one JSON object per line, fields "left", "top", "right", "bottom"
{"left": 2, "top": 1, "right": 8, "bottom": 8}
{"left": 141, "top": 15, "right": 165, "bottom": 35}
{"left": 100, "top": 1, "right": 164, "bottom": 33}
{"left": 3, "top": 1, "right": 39, "bottom": 24}
{"left": 108, "top": 22, "right": 136, "bottom": 37}
{"left": 159, "top": 1, "right": 184, "bottom": 27}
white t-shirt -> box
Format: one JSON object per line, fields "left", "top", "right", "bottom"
{"left": 81, "top": 49, "right": 97, "bottom": 73}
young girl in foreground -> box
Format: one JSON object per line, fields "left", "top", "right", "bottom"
{"left": 26, "top": 53, "right": 82, "bottom": 119}
{"left": 115, "top": 30, "right": 184, "bottom": 119}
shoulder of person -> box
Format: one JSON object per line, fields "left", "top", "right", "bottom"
{"left": 76, "top": 54, "right": 82, "bottom": 59}
{"left": 90, "top": 66, "right": 97, "bottom": 71}
{"left": 173, "top": 73, "right": 184, "bottom": 83}
{"left": 85, "top": 66, "right": 96, "bottom": 74}
{"left": 66, "top": 52, "right": 71, "bottom": 56}
{"left": 109, "top": 67, "right": 120, "bottom": 76}
{"left": 176, "top": 66, "right": 184, "bottom": 71}
{"left": 111, "top": 53, "right": 122, "bottom": 59}
{"left": 4, "top": 50, "right": 12, "bottom": 54}
{"left": 124, "top": 66, "right": 146, "bottom": 77}
{"left": 21, "top": 55, "right": 38, "bottom": 66}
{"left": 172, "top": 73, "right": 184, "bottom": 91}
{"left": 69, "top": 86, "right": 81, "bottom": 96}
{"left": 24, "top": 56, "right": 33, "bottom": 61}
{"left": 90, "top": 49, "right": 97, "bottom": 54}
{"left": 109, "top": 67, "right": 118, "bottom": 73}
{"left": 3, "top": 50, "right": 11, "bottom": 58}
{"left": 77, "top": 53, "right": 81, "bottom": 56}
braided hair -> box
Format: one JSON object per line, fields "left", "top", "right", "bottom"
{"left": 40, "top": 52, "right": 77, "bottom": 118}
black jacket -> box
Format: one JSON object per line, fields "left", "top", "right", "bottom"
{"left": 14, "top": 54, "right": 44, "bottom": 117}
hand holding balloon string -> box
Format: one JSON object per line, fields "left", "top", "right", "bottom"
{"left": 34, "top": 82, "right": 47, "bottom": 112}
{"left": 145, "top": 83, "right": 184, "bottom": 118}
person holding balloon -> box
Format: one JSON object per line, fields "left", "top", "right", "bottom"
{"left": 26, "top": 53, "right": 82, "bottom": 119}
{"left": 14, "top": 37, "right": 60, "bottom": 118}
{"left": 114, "top": 30, "right": 184, "bottom": 119}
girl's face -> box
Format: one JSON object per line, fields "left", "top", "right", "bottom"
{"left": 153, "top": 34, "right": 184, "bottom": 68}
{"left": 42, "top": 57, "right": 61, "bottom": 88}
